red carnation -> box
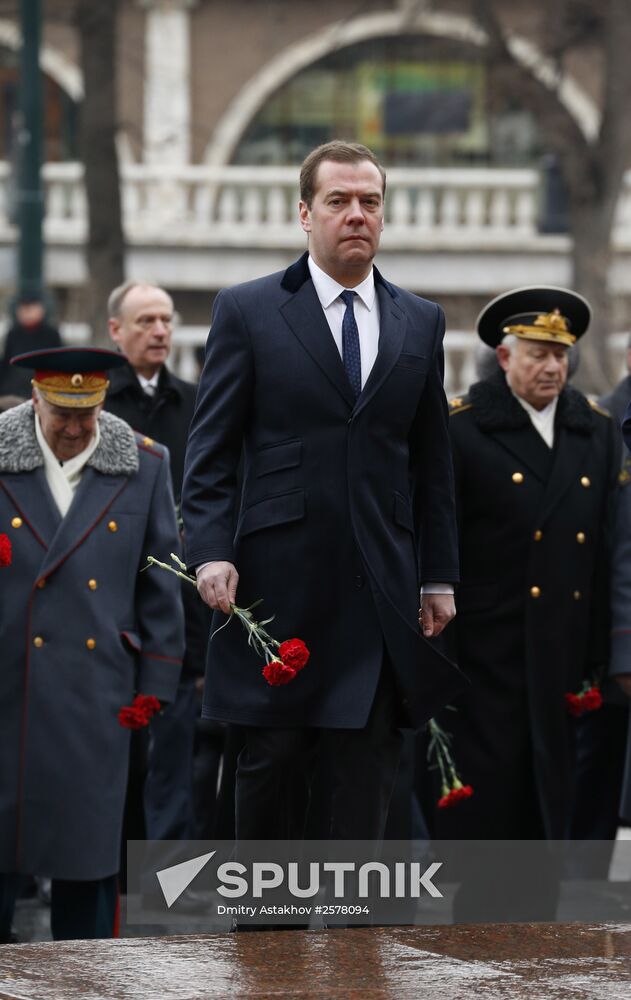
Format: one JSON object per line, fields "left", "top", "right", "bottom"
{"left": 118, "top": 693, "right": 162, "bottom": 729}
{"left": 118, "top": 706, "right": 146, "bottom": 730}
{"left": 438, "top": 781, "right": 474, "bottom": 809}
{"left": 565, "top": 684, "right": 603, "bottom": 717}
{"left": 564, "top": 693, "right": 583, "bottom": 717}
{"left": 262, "top": 659, "right": 297, "bottom": 686}
{"left": 0, "top": 533, "right": 11, "bottom": 568}
{"left": 278, "top": 638, "right": 310, "bottom": 672}
{"left": 581, "top": 687, "right": 603, "bottom": 712}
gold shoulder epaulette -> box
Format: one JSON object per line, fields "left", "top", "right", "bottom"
{"left": 449, "top": 396, "right": 473, "bottom": 415}
{"left": 588, "top": 398, "right": 612, "bottom": 419}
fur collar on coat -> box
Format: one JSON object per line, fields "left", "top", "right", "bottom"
{"left": 0, "top": 401, "right": 139, "bottom": 475}
{"left": 467, "top": 371, "right": 594, "bottom": 436}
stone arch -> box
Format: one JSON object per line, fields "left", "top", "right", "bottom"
{"left": 203, "top": 9, "right": 599, "bottom": 167}
{"left": 0, "top": 18, "right": 83, "bottom": 100}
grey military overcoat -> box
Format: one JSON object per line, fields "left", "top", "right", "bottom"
{"left": 0, "top": 402, "right": 184, "bottom": 880}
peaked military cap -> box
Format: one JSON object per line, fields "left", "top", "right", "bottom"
{"left": 11, "top": 347, "right": 127, "bottom": 408}
{"left": 477, "top": 286, "right": 591, "bottom": 349}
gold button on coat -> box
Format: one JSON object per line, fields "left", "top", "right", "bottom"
{"left": 530, "top": 586, "right": 541, "bottom": 598}
{"left": 580, "top": 476, "right": 591, "bottom": 488}
{"left": 143, "top": 436, "right": 154, "bottom": 446}
{"left": 576, "top": 532, "right": 586, "bottom": 544}
{"left": 33, "top": 636, "right": 44, "bottom": 648}
{"left": 512, "top": 472, "right": 524, "bottom": 484}
{"left": 88, "top": 579, "right": 98, "bottom": 591}
{"left": 573, "top": 590, "right": 581, "bottom": 600}
{"left": 107, "top": 520, "right": 118, "bottom": 532}
{"left": 86, "top": 638, "right": 96, "bottom": 650}
{"left": 11, "top": 517, "right": 22, "bottom": 528}
{"left": 37, "top": 578, "right": 46, "bottom": 589}
{"left": 533, "top": 530, "right": 543, "bottom": 541}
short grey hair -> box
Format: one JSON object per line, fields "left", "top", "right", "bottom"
{"left": 500, "top": 333, "right": 520, "bottom": 354}
{"left": 107, "top": 281, "right": 172, "bottom": 319}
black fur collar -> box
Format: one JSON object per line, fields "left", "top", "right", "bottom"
{"left": 468, "top": 372, "right": 594, "bottom": 435}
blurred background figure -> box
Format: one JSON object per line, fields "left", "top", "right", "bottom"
{"left": 0, "top": 294, "right": 62, "bottom": 396}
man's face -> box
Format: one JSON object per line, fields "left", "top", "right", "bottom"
{"left": 33, "top": 394, "right": 101, "bottom": 462}
{"left": 16, "top": 302, "right": 45, "bottom": 328}
{"left": 497, "top": 339, "right": 569, "bottom": 410}
{"left": 299, "top": 159, "right": 385, "bottom": 285}
{"left": 108, "top": 285, "right": 174, "bottom": 378}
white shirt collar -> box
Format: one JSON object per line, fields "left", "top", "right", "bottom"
{"left": 308, "top": 255, "right": 376, "bottom": 311}
{"left": 138, "top": 371, "right": 160, "bottom": 392}
{"left": 508, "top": 380, "right": 559, "bottom": 448}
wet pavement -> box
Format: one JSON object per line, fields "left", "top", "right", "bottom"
{"left": 0, "top": 923, "right": 630, "bottom": 999}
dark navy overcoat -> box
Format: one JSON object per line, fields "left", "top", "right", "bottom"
{"left": 0, "top": 403, "right": 184, "bottom": 880}
{"left": 182, "top": 253, "right": 463, "bottom": 730}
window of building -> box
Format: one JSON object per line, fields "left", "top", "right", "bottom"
{"left": 233, "top": 35, "right": 542, "bottom": 167}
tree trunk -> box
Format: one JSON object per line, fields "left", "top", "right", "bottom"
{"left": 75, "top": 0, "right": 125, "bottom": 347}
{"left": 569, "top": 201, "right": 616, "bottom": 394}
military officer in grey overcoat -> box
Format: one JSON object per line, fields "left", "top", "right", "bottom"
{"left": 0, "top": 348, "right": 184, "bottom": 940}
{"left": 428, "top": 288, "right": 618, "bottom": 919}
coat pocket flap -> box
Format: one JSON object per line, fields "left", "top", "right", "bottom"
{"left": 394, "top": 353, "right": 430, "bottom": 372}
{"left": 393, "top": 491, "right": 414, "bottom": 532}
{"left": 239, "top": 489, "right": 305, "bottom": 537}
{"left": 255, "top": 439, "right": 302, "bottom": 477}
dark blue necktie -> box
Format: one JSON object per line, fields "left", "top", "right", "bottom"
{"left": 340, "top": 289, "right": 362, "bottom": 400}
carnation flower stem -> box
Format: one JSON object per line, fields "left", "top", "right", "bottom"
{"left": 427, "top": 718, "right": 461, "bottom": 792}
{"left": 144, "top": 555, "right": 197, "bottom": 586}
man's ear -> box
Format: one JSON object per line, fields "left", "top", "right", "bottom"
{"left": 298, "top": 201, "right": 311, "bottom": 234}
{"left": 496, "top": 345, "right": 511, "bottom": 373}
{"left": 108, "top": 317, "right": 121, "bottom": 347}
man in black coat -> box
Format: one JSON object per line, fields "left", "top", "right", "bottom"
{"left": 106, "top": 282, "right": 209, "bottom": 843}
{"left": 429, "top": 287, "right": 618, "bottom": 919}
{"left": 0, "top": 294, "right": 62, "bottom": 397}
{"left": 182, "top": 141, "right": 463, "bottom": 845}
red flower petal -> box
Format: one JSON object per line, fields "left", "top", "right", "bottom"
{"left": 564, "top": 693, "right": 584, "bottom": 717}
{"left": 0, "top": 533, "right": 11, "bottom": 568}
{"left": 278, "top": 638, "right": 310, "bottom": 671}
{"left": 263, "top": 659, "right": 297, "bottom": 686}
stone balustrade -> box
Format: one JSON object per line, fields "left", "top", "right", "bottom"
{"left": 0, "top": 161, "right": 630, "bottom": 250}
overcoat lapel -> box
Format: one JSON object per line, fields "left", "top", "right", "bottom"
{"left": 38, "top": 468, "right": 129, "bottom": 577}
{"left": 353, "top": 282, "right": 407, "bottom": 418}
{"left": 0, "top": 468, "right": 61, "bottom": 551}
{"left": 280, "top": 279, "right": 356, "bottom": 408}
{"left": 537, "top": 426, "right": 592, "bottom": 524}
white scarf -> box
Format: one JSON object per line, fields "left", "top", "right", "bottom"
{"left": 35, "top": 414, "right": 100, "bottom": 517}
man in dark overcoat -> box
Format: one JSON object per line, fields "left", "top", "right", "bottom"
{"left": 0, "top": 347, "right": 184, "bottom": 940}
{"left": 182, "top": 140, "right": 463, "bottom": 845}
{"left": 429, "top": 288, "right": 618, "bottom": 917}
{"left": 105, "top": 281, "right": 210, "bottom": 845}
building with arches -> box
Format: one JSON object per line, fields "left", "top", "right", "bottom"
{"left": 0, "top": 0, "right": 629, "bottom": 386}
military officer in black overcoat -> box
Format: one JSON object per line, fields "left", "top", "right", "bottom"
{"left": 428, "top": 288, "right": 618, "bottom": 916}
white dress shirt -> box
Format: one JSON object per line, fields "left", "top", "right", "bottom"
{"left": 307, "top": 256, "right": 380, "bottom": 389}
{"left": 138, "top": 372, "right": 160, "bottom": 396}
{"left": 510, "top": 384, "right": 558, "bottom": 448}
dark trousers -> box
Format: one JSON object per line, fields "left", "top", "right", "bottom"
{"left": 0, "top": 873, "right": 118, "bottom": 941}
{"left": 236, "top": 668, "right": 403, "bottom": 842}
{"left": 144, "top": 676, "right": 199, "bottom": 840}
